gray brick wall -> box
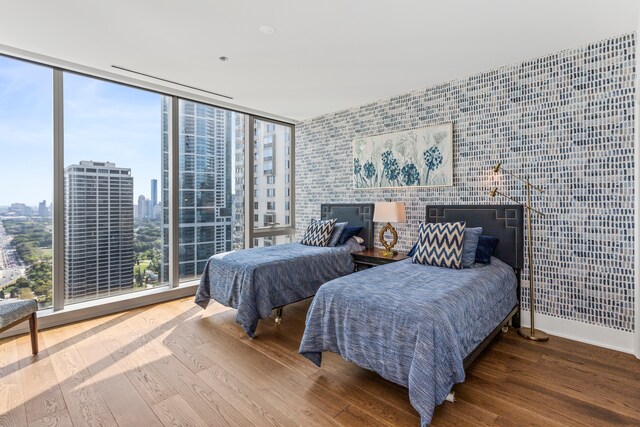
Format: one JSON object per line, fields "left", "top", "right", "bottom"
{"left": 295, "top": 33, "right": 636, "bottom": 332}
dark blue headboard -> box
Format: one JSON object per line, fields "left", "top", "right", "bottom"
{"left": 321, "top": 203, "right": 375, "bottom": 249}
{"left": 425, "top": 205, "right": 524, "bottom": 270}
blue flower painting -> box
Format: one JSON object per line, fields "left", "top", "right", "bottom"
{"left": 352, "top": 123, "right": 453, "bottom": 189}
{"left": 401, "top": 163, "right": 420, "bottom": 186}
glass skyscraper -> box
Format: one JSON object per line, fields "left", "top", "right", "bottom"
{"left": 150, "top": 178, "right": 158, "bottom": 208}
{"left": 160, "top": 99, "right": 234, "bottom": 282}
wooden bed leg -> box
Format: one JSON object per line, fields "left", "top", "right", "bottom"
{"left": 29, "top": 312, "right": 38, "bottom": 355}
{"left": 275, "top": 307, "right": 283, "bottom": 325}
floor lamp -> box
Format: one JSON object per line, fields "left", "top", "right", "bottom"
{"left": 489, "top": 162, "right": 549, "bottom": 341}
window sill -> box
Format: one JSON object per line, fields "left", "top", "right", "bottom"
{"left": 0, "top": 281, "right": 199, "bottom": 339}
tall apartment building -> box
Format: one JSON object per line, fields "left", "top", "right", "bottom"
{"left": 251, "top": 120, "right": 292, "bottom": 247}
{"left": 232, "top": 115, "right": 246, "bottom": 250}
{"left": 64, "top": 160, "right": 134, "bottom": 302}
{"left": 38, "top": 200, "right": 48, "bottom": 217}
{"left": 160, "top": 99, "right": 233, "bottom": 281}
{"left": 150, "top": 178, "right": 158, "bottom": 207}
{"left": 137, "top": 194, "right": 147, "bottom": 219}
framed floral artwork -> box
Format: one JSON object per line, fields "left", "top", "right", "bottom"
{"left": 352, "top": 123, "right": 453, "bottom": 189}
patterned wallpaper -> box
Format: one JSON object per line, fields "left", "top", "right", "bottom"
{"left": 295, "top": 33, "right": 636, "bottom": 332}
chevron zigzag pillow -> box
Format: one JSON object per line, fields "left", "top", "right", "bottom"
{"left": 412, "top": 221, "right": 466, "bottom": 269}
{"left": 301, "top": 218, "right": 337, "bottom": 247}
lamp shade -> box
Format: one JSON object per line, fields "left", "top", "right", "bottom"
{"left": 373, "top": 202, "right": 406, "bottom": 223}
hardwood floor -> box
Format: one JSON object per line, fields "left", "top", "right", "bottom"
{"left": 1, "top": 297, "right": 639, "bottom": 426}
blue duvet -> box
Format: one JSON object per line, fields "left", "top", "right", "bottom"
{"left": 195, "top": 242, "right": 356, "bottom": 336}
{"left": 299, "top": 257, "right": 517, "bottom": 425}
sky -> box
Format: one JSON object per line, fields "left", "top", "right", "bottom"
{"left": 0, "top": 55, "right": 162, "bottom": 206}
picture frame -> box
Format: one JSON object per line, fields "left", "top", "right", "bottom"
{"left": 352, "top": 122, "right": 453, "bottom": 189}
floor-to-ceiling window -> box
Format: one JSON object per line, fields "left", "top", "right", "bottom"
{"left": 249, "top": 119, "right": 295, "bottom": 247}
{"left": 164, "top": 99, "right": 245, "bottom": 283}
{"left": 0, "top": 53, "right": 294, "bottom": 313}
{"left": 0, "top": 56, "right": 53, "bottom": 309}
{"left": 63, "top": 73, "right": 167, "bottom": 304}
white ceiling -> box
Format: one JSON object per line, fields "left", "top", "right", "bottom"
{"left": 0, "top": 0, "right": 638, "bottom": 122}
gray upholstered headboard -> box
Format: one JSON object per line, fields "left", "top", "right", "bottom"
{"left": 321, "top": 203, "right": 375, "bottom": 249}
{"left": 425, "top": 204, "right": 524, "bottom": 270}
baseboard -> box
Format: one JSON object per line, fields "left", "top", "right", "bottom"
{"left": 520, "top": 309, "right": 635, "bottom": 356}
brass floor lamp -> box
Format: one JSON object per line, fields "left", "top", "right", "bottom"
{"left": 489, "top": 162, "right": 549, "bottom": 341}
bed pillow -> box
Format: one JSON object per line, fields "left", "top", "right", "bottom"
{"left": 327, "top": 222, "right": 348, "bottom": 247}
{"left": 475, "top": 235, "right": 499, "bottom": 264}
{"left": 408, "top": 225, "right": 481, "bottom": 267}
{"left": 461, "top": 227, "right": 483, "bottom": 268}
{"left": 337, "top": 226, "right": 363, "bottom": 246}
{"left": 412, "top": 221, "right": 466, "bottom": 269}
{"left": 344, "top": 237, "right": 366, "bottom": 253}
{"left": 301, "top": 218, "right": 337, "bottom": 247}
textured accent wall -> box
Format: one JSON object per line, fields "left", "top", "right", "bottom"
{"left": 295, "top": 33, "right": 636, "bottom": 332}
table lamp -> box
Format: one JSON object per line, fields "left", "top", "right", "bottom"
{"left": 373, "top": 202, "right": 406, "bottom": 257}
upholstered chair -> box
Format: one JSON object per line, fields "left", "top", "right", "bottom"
{"left": 0, "top": 299, "right": 38, "bottom": 354}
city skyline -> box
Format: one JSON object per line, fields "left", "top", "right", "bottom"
{"left": 0, "top": 171, "right": 162, "bottom": 212}
{"left": 1, "top": 53, "right": 291, "bottom": 307}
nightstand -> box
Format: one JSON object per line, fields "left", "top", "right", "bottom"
{"left": 352, "top": 248, "right": 410, "bottom": 271}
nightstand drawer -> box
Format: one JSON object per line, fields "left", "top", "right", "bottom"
{"left": 352, "top": 249, "right": 409, "bottom": 271}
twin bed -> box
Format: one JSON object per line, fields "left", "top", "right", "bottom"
{"left": 195, "top": 204, "right": 524, "bottom": 426}
{"left": 195, "top": 203, "right": 374, "bottom": 336}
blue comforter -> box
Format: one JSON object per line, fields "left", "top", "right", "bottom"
{"left": 195, "top": 242, "right": 356, "bottom": 336}
{"left": 299, "top": 257, "right": 517, "bottom": 426}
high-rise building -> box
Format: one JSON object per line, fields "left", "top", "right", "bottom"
{"left": 64, "top": 161, "right": 134, "bottom": 302}
{"left": 161, "top": 99, "right": 233, "bottom": 281}
{"left": 38, "top": 200, "right": 48, "bottom": 217}
{"left": 150, "top": 179, "right": 158, "bottom": 208}
{"left": 250, "top": 120, "right": 292, "bottom": 247}
{"left": 232, "top": 115, "right": 245, "bottom": 250}
{"left": 153, "top": 204, "right": 162, "bottom": 220}
{"left": 137, "top": 195, "right": 147, "bottom": 219}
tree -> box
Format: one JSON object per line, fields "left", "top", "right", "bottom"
{"left": 0, "top": 290, "right": 4, "bottom": 299}
{"left": 135, "top": 268, "right": 145, "bottom": 288}
{"left": 15, "top": 277, "right": 30, "bottom": 288}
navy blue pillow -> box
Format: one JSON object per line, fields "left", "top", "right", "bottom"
{"left": 475, "top": 235, "right": 499, "bottom": 264}
{"left": 338, "top": 226, "right": 363, "bottom": 246}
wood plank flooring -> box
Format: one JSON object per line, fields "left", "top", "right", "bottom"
{"left": 1, "top": 297, "right": 639, "bottom": 426}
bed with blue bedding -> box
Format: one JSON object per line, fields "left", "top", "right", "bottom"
{"left": 299, "top": 205, "right": 524, "bottom": 426}
{"left": 195, "top": 203, "right": 375, "bottom": 337}
{"left": 196, "top": 241, "right": 364, "bottom": 336}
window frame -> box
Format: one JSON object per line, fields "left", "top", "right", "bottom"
{"left": 1, "top": 52, "right": 295, "bottom": 314}
{"left": 245, "top": 117, "right": 295, "bottom": 246}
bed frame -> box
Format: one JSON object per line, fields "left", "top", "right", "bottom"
{"left": 320, "top": 203, "right": 375, "bottom": 249}
{"left": 424, "top": 204, "right": 524, "bottom": 369}
{"left": 273, "top": 203, "right": 375, "bottom": 323}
